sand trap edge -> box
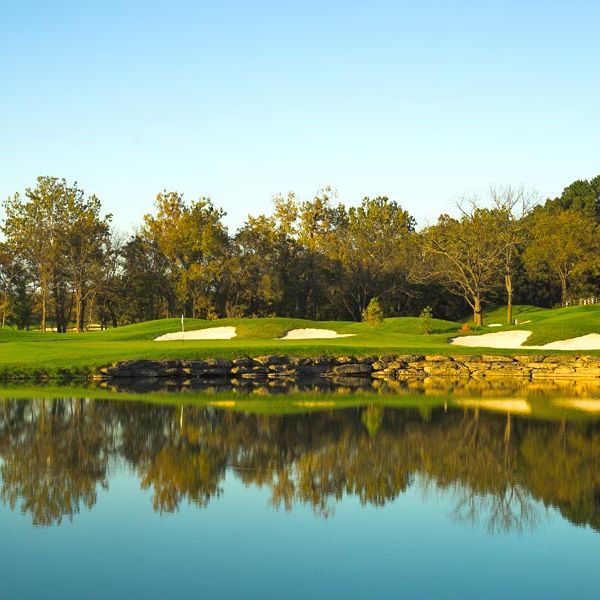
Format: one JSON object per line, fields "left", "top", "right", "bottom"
{"left": 155, "top": 326, "right": 237, "bottom": 341}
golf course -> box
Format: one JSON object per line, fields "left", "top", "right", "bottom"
{"left": 1, "top": 304, "right": 599, "bottom": 379}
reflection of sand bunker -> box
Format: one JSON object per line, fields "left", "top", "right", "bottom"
{"left": 155, "top": 326, "right": 237, "bottom": 341}
{"left": 553, "top": 400, "right": 600, "bottom": 413}
{"left": 451, "top": 330, "right": 600, "bottom": 351}
{"left": 280, "top": 328, "right": 355, "bottom": 340}
{"left": 294, "top": 401, "right": 336, "bottom": 408}
{"left": 208, "top": 401, "right": 237, "bottom": 408}
{"left": 456, "top": 398, "right": 531, "bottom": 415}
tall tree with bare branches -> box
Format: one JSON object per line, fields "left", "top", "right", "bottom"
{"left": 490, "top": 185, "right": 539, "bottom": 324}
{"left": 414, "top": 208, "right": 507, "bottom": 326}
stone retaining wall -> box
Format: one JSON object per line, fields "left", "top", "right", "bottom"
{"left": 95, "top": 353, "right": 600, "bottom": 381}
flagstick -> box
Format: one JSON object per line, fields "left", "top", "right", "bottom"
{"left": 181, "top": 314, "right": 185, "bottom": 348}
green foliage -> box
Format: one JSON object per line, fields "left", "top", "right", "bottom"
{"left": 2, "top": 173, "right": 600, "bottom": 331}
{"left": 415, "top": 207, "right": 507, "bottom": 326}
{"left": 545, "top": 176, "right": 600, "bottom": 222}
{"left": 141, "top": 191, "right": 229, "bottom": 319}
{"left": 523, "top": 209, "right": 600, "bottom": 305}
{"left": 2, "top": 177, "right": 112, "bottom": 332}
{"left": 418, "top": 306, "right": 434, "bottom": 334}
{"left": 362, "top": 298, "right": 384, "bottom": 329}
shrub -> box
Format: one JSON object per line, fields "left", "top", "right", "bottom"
{"left": 362, "top": 298, "right": 384, "bottom": 330}
{"left": 418, "top": 306, "right": 434, "bottom": 334}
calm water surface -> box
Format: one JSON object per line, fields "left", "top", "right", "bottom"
{"left": 1, "top": 385, "right": 600, "bottom": 599}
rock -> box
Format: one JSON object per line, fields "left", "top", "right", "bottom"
{"left": 481, "top": 355, "right": 516, "bottom": 363}
{"left": 525, "top": 362, "right": 557, "bottom": 370}
{"left": 132, "top": 368, "right": 159, "bottom": 377}
{"left": 331, "top": 363, "right": 372, "bottom": 375}
{"left": 164, "top": 367, "right": 184, "bottom": 377}
{"left": 108, "top": 368, "right": 133, "bottom": 378}
{"left": 378, "top": 355, "right": 399, "bottom": 364}
{"left": 232, "top": 357, "right": 253, "bottom": 368}
{"left": 484, "top": 368, "right": 531, "bottom": 378}
{"left": 203, "top": 367, "right": 230, "bottom": 377}
{"left": 407, "top": 362, "right": 426, "bottom": 370}
{"left": 450, "top": 354, "right": 478, "bottom": 363}
{"left": 205, "top": 358, "right": 232, "bottom": 369}
{"left": 424, "top": 365, "right": 470, "bottom": 377}
{"left": 397, "top": 354, "right": 425, "bottom": 363}
{"left": 387, "top": 361, "right": 407, "bottom": 370}
{"left": 334, "top": 355, "right": 355, "bottom": 364}
{"left": 424, "top": 354, "right": 453, "bottom": 362}
{"left": 513, "top": 354, "right": 546, "bottom": 363}
{"left": 268, "top": 364, "right": 295, "bottom": 373}
{"left": 359, "top": 356, "right": 377, "bottom": 364}
{"left": 297, "top": 365, "right": 330, "bottom": 376}
{"left": 230, "top": 366, "right": 251, "bottom": 375}
{"left": 181, "top": 360, "right": 208, "bottom": 370}
{"left": 463, "top": 362, "right": 491, "bottom": 371}
{"left": 253, "top": 355, "right": 288, "bottom": 366}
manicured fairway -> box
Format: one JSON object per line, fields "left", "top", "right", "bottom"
{"left": 1, "top": 305, "right": 599, "bottom": 378}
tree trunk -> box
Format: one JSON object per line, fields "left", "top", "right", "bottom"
{"left": 560, "top": 276, "right": 568, "bottom": 307}
{"left": 108, "top": 302, "right": 118, "bottom": 328}
{"left": 1, "top": 291, "right": 6, "bottom": 328}
{"left": 473, "top": 295, "right": 482, "bottom": 326}
{"left": 505, "top": 273, "right": 513, "bottom": 324}
{"left": 41, "top": 288, "right": 47, "bottom": 333}
{"left": 75, "top": 291, "right": 81, "bottom": 333}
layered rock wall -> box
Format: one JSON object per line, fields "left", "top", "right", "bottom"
{"left": 95, "top": 354, "right": 600, "bottom": 381}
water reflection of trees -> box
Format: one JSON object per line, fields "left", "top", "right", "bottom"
{"left": 0, "top": 398, "right": 112, "bottom": 525}
{"left": 1, "top": 398, "right": 599, "bottom": 532}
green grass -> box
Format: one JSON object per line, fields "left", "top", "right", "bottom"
{"left": 1, "top": 307, "right": 599, "bottom": 378}
{"left": 475, "top": 304, "right": 600, "bottom": 345}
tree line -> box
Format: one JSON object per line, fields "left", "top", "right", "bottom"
{"left": 1, "top": 175, "right": 599, "bottom": 330}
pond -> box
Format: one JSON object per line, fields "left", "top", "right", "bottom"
{"left": 1, "top": 381, "right": 600, "bottom": 599}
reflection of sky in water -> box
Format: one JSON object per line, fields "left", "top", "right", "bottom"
{"left": 1, "top": 398, "right": 600, "bottom": 599}
{"left": 2, "top": 471, "right": 599, "bottom": 600}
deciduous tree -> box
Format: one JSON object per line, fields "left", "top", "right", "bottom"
{"left": 523, "top": 209, "right": 600, "bottom": 306}
{"left": 414, "top": 208, "right": 506, "bottom": 326}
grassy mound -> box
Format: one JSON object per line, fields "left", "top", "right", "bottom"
{"left": 0, "top": 308, "right": 599, "bottom": 378}
{"left": 0, "top": 315, "right": 464, "bottom": 377}
{"left": 92, "top": 315, "right": 460, "bottom": 342}
{"left": 476, "top": 305, "right": 600, "bottom": 346}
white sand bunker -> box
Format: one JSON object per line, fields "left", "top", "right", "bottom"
{"left": 451, "top": 330, "right": 600, "bottom": 350}
{"left": 539, "top": 334, "right": 600, "bottom": 350}
{"left": 279, "top": 328, "right": 355, "bottom": 340}
{"left": 452, "top": 330, "right": 532, "bottom": 348}
{"left": 155, "top": 326, "right": 237, "bottom": 341}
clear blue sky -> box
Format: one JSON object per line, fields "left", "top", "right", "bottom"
{"left": 1, "top": 0, "right": 599, "bottom": 232}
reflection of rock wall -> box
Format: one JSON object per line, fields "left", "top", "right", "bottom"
{"left": 94, "top": 354, "right": 600, "bottom": 383}
{"left": 1, "top": 398, "right": 600, "bottom": 532}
